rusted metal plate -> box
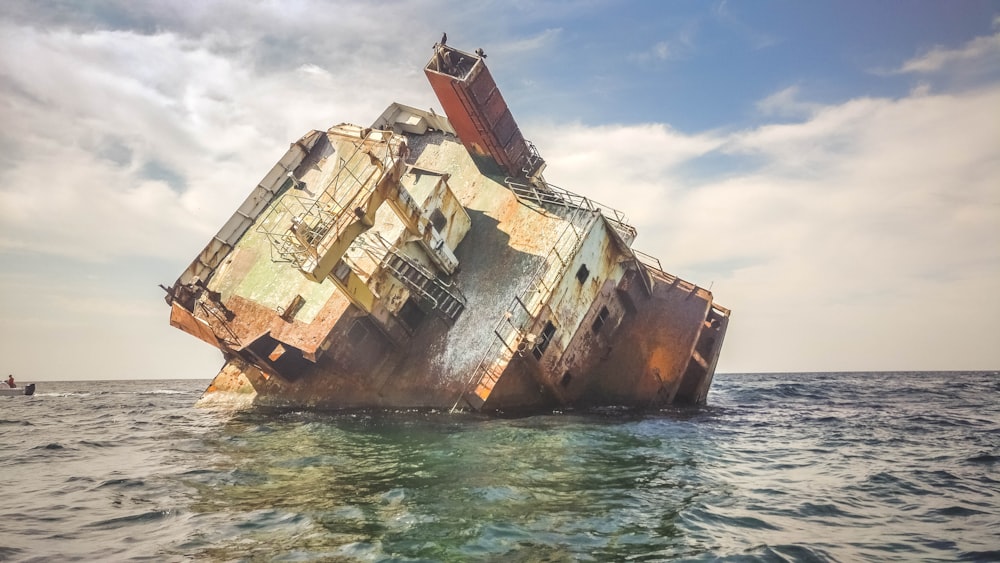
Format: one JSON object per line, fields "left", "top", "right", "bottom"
{"left": 424, "top": 46, "right": 535, "bottom": 179}
{"left": 169, "top": 302, "right": 220, "bottom": 348}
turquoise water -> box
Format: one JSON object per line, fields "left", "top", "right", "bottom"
{"left": 2, "top": 372, "right": 998, "bottom": 561}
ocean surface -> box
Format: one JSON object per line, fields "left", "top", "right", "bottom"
{"left": 1, "top": 371, "right": 997, "bottom": 562}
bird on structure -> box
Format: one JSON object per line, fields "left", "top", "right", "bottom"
{"left": 441, "top": 32, "right": 447, "bottom": 46}
{"left": 475, "top": 47, "right": 487, "bottom": 58}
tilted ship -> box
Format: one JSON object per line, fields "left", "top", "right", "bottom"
{"left": 163, "top": 39, "right": 731, "bottom": 412}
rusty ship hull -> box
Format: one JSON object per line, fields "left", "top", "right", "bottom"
{"left": 164, "top": 41, "right": 730, "bottom": 412}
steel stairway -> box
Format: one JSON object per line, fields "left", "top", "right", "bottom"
{"left": 383, "top": 252, "right": 465, "bottom": 322}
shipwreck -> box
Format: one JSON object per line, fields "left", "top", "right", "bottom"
{"left": 163, "top": 38, "right": 730, "bottom": 412}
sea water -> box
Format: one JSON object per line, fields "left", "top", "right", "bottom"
{"left": 1, "top": 371, "right": 997, "bottom": 561}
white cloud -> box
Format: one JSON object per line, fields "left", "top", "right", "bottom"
{"left": 628, "top": 27, "right": 697, "bottom": 63}
{"left": 535, "top": 86, "right": 1000, "bottom": 372}
{"left": 755, "top": 85, "right": 822, "bottom": 119}
{"left": 629, "top": 40, "right": 673, "bottom": 63}
{"left": 0, "top": 2, "right": 587, "bottom": 264}
{"left": 712, "top": 0, "right": 778, "bottom": 50}
{"left": 896, "top": 23, "right": 1000, "bottom": 75}
{"left": 0, "top": 27, "right": 247, "bottom": 261}
{"left": 0, "top": 21, "right": 436, "bottom": 262}
{"left": 0, "top": 1, "right": 570, "bottom": 381}
{"left": 0, "top": 1, "right": 997, "bottom": 381}
{"left": 492, "top": 27, "right": 563, "bottom": 55}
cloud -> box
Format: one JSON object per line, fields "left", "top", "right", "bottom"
{"left": 0, "top": 1, "right": 581, "bottom": 381}
{"left": 895, "top": 21, "right": 1000, "bottom": 75}
{"left": 0, "top": 18, "right": 438, "bottom": 262}
{"left": 1, "top": 1, "right": 997, "bottom": 380}
{"left": 531, "top": 121, "right": 724, "bottom": 226}
{"left": 0, "top": 2, "right": 589, "bottom": 263}
{"left": 628, "top": 27, "right": 697, "bottom": 63}
{"left": 0, "top": 26, "right": 254, "bottom": 261}
{"left": 755, "top": 85, "right": 822, "bottom": 119}
{"left": 492, "top": 27, "right": 563, "bottom": 55}
{"left": 534, "top": 85, "right": 1000, "bottom": 372}
{"left": 712, "top": 0, "right": 778, "bottom": 50}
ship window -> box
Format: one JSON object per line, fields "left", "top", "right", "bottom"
{"left": 576, "top": 264, "right": 590, "bottom": 283}
{"left": 398, "top": 298, "right": 426, "bottom": 330}
{"left": 592, "top": 306, "right": 610, "bottom": 334}
{"left": 560, "top": 371, "right": 573, "bottom": 387}
{"left": 532, "top": 321, "right": 556, "bottom": 360}
{"left": 333, "top": 261, "right": 351, "bottom": 281}
{"left": 430, "top": 208, "right": 447, "bottom": 232}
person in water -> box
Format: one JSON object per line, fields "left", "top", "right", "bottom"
{"left": 6, "top": 374, "right": 15, "bottom": 388}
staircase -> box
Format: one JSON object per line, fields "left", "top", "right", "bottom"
{"left": 453, "top": 219, "right": 586, "bottom": 412}
{"left": 463, "top": 350, "right": 511, "bottom": 410}
{"left": 458, "top": 334, "right": 521, "bottom": 411}
{"left": 452, "top": 296, "right": 532, "bottom": 412}
{"left": 383, "top": 252, "right": 465, "bottom": 322}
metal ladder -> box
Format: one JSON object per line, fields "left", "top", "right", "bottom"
{"left": 452, "top": 219, "right": 586, "bottom": 412}
{"left": 383, "top": 251, "right": 465, "bottom": 322}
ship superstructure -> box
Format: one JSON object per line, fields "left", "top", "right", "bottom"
{"left": 164, "top": 40, "right": 730, "bottom": 411}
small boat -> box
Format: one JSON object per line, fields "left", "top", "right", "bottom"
{"left": 0, "top": 383, "right": 35, "bottom": 397}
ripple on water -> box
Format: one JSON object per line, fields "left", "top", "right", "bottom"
{"left": 2, "top": 374, "right": 998, "bottom": 561}
{"left": 85, "top": 509, "right": 172, "bottom": 530}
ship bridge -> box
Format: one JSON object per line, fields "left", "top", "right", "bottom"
{"left": 255, "top": 124, "right": 463, "bottom": 315}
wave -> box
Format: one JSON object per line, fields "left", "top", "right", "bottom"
{"left": 35, "top": 389, "right": 194, "bottom": 398}
{"left": 3, "top": 372, "right": 997, "bottom": 562}
{"left": 0, "top": 418, "right": 34, "bottom": 426}
{"left": 966, "top": 453, "right": 1000, "bottom": 464}
{"left": 84, "top": 509, "right": 172, "bottom": 530}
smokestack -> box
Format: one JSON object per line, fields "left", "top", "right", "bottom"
{"left": 424, "top": 42, "right": 544, "bottom": 180}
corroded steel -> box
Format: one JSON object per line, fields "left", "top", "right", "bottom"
{"left": 164, "top": 37, "right": 731, "bottom": 412}
{"left": 424, "top": 44, "right": 543, "bottom": 180}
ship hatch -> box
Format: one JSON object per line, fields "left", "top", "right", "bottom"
{"left": 398, "top": 297, "right": 427, "bottom": 330}
{"left": 347, "top": 318, "right": 371, "bottom": 345}
{"left": 592, "top": 306, "right": 610, "bottom": 334}
{"left": 241, "top": 332, "right": 313, "bottom": 381}
{"left": 430, "top": 208, "right": 447, "bottom": 232}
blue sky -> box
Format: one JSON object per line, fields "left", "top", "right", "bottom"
{"left": 481, "top": 2, "right": 999, "bottom": 127}
{"left": 1, "top": 1, "right": 998, "bottom": 380}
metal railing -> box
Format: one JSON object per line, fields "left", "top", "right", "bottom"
{"left": 520, "top": 140, "right": 545, "bottom": 178}
{"left": 257, "top": 128, "right": 402, "bottom": 273}
{"left": 632, "top": 251, "right": 701, "bottom": 295}
{"left": 503, "top": 178, "right": 637, "bottom": 242}
{"left": 353, "top": 232, "right": 466, "bottom": 319}
{"left": 453, "top": 218, "right": 586, "bottom": 411}
{"left": 198, "top": 300, "right": 241, "bottom": 349}
{"left": 632, "top": 249, "right": 663, "bottom": 271}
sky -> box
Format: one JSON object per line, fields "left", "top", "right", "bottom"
{"left": 1, "top": 1, "right": 998, "bottom": 381}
